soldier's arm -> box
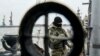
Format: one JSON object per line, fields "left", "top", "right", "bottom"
{"left": 1, "top": 39, "right": 12, "bottom": 51}
{"left": 62, "top": 29, "right": 72, "bottom": 48}
{"left": 62, "top": 29, "right": 70, "bottom": 37}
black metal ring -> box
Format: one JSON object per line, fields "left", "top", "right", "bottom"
{"left": 19, "top": 2, "right": 85, "bottom": 56}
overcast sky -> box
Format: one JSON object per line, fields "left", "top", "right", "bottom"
{"left": 0, "top": 0, "right": 89, "bottom": 26}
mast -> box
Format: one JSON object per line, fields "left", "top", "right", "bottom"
{"left": 9, "top": 11, "right": 13, "bottom": 26}
{"left": 2, "top": 15, "right": 6, "bottom": 26}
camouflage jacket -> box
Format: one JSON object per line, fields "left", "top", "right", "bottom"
{"left": 49, "top": 24, "right": 69, "bottom": 49}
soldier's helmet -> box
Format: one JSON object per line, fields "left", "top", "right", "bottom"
{"left": 53, "top": 16, "right": 62, "bottom": 27}
{"left": 54, "top": 16, "right": 62, "bottom": 23}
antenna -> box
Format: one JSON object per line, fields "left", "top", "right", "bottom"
{"left": 9, "top": 11, "right": 13, "bottom": 26}
{"left": 2, "top": 15, "right": 6, "bottom": 26}
{"left": 77, "top": 7, "right": 81, "bottom": 19}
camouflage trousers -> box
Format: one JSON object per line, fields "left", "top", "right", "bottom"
{"left": 51, "top": 48, "right": 67, "bottom": 56}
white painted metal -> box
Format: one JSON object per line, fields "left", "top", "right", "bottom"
{"left": 90, "top": 0, "right": 100, "bottom": 56}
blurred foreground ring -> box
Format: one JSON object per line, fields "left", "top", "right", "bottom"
{"left": 19, "top": 2, "right": 85, "bottom": 56}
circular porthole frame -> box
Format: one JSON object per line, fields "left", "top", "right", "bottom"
{"left": 19, "top": 2, "right": 85, "bottom": 56}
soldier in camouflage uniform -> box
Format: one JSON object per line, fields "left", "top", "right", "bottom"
{"left": 49, "top": 17, "right": 71, "bottom": 56}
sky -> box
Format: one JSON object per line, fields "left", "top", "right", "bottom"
{"left": 0, "top": 0, "right": 89, "bottom": 26}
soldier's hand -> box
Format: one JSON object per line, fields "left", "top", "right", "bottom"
{"left": 1, "top": 38, "right": 5, "bottom": 42}
{"left": 69, "top": 45, "right": 72, "bottom": 48}
{"left": 59, "top": 34, "right": 65, "bottom": 37}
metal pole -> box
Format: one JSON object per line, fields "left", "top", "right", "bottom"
{"left": 44, "top": 0, "right": 49, "bottom": 55}
{"left": 87, "top": 0, "right": 92, "bottom": 56}
{"left": 2, "top": 15, "right": 6, "bottom": 26}
{"left": 82, "top": 0, "right": 92, "bottom": 56}
{"left": 9, "top": 11, "right": 13, "bottom": 26}
{"left": 44, "top": 14, "right": 50, "bottom": 56}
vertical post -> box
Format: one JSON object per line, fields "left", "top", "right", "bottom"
{"left": 9, "top": 11, "right": 13, "bottom": 26}
{"left": 82, "top": 0, "right": 92, "bottom": 56}
{"left": 44, "top": 14, "right": 50, "bottom": 56}
{"left": 2, "top": 15, "right": 6, "bottom": 26}
{"left": 87, "top": 0, "right": 92, "bottom": 56}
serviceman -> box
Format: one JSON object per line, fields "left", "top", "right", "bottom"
{"left": 49, "top": 16, "right": 71, "bottom": 56}
{"left": 1, "top": 35, "right": 20, "bottom": 56}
